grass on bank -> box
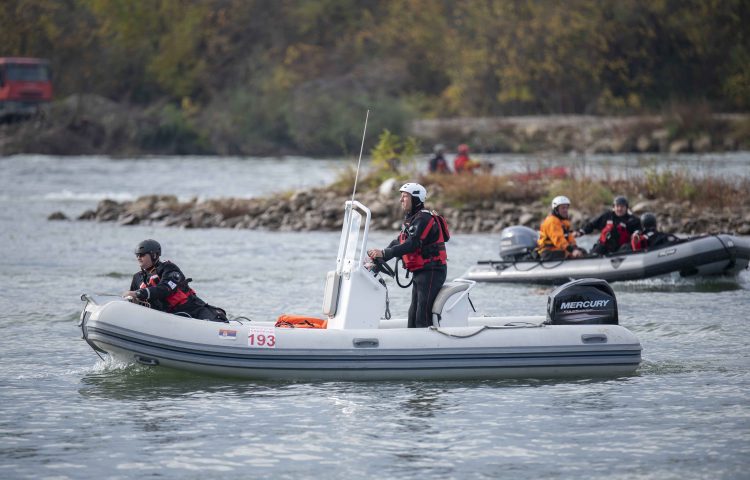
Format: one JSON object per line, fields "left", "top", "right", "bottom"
{"left": 333, "top": 166, "right": 750, "bottom": 213}
{"left": 330, "top": 129, "right": 750, "bottom": 212}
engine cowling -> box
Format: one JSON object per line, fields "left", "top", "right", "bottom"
{"left": 546, "top": 278, "right": 618, "bottom": 325}
{"left": 499, "top": 226, "right": 538, "bottom": 260}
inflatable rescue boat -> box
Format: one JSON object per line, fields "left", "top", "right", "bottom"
{"left": 79, "top": 201, "right": 642, "bottom": 380}
{"left": 463, "top": 226, "right": 750, "bottom": 285}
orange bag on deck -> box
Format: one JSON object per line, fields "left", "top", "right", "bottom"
{"left": 275, "top": 314, "right": 328, "bottom": 329}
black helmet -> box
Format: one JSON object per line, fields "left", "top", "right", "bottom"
{"left": 613, "top": 196, "right": 629, "bottom": 207}
{"left": 641, "top": 213, "right": 657, "bottom": 231}
{"left": 135, "top": 239, "right": 161, "bottom": 257}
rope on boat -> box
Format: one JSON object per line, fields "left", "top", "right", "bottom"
{"left": 79, "top": 295, "right": 107, "bottom": 361}
{"left": 381, "top": 279, "right": 392, "bottom": 320}
{"left": 713, "top": 234, "right": 736, "bottom": 270}
{"left": 230, "top": 316, "right": 252, "bottom": 324}
{"left": 538, "top": 258, "right": 566, "bottom": 269}
{"left": 91, "top": 292, "right": 152, "bottom": 308}
{"left": 92, "top": 348, "right": 106, "bottom": 362}
{"left": 430, "top": 322, "right": 544, "bottom": 338}
{"left": 488, "top": 257, "right": 565, "bottom": 272}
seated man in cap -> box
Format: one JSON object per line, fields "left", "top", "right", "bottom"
{"left": 123, "top": 239, "right": 228, "bottom": 322}
{"left": 578, "top": 196, "right": 641, "bottom": 256}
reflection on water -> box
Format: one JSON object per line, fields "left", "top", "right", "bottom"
{"left": 79, "top": 360, "right": 309, "bottom": 402}
{"left": 617, "top": 274, "right": 746, "bottom": 293}
{"left": 398, "top": 384, "right": 446, "bottom": 420}
{"left": 637, "top": 359, "right": 713, "bottom": 376}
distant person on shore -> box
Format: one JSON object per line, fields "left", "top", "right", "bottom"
{"left": 630, "top": 213, "right": 680, "bottom": 251}
{"left": 453, "top": 144, "right": 481, "bottom": 174}
{"left": 536, "top": 195, "right": 586, "bottom": 260}
{"left": 123, "top": 239, "right": 228, "bottom": 322}
{"left": 367, "top": 183, "right": 448, "bottom": 328}
{"left": 428, "top": 144, "right": 451, "bottom": 174}
{"left": 578, "top": 196, "right": 641, "bottom": 255}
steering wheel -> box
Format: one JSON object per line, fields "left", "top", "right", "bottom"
{"left": 373, "top": 257, "right": 396, "bottom": 278}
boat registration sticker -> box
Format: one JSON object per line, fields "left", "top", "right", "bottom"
{"left": 248, "top": 327, "right": 276, "bottom": 348}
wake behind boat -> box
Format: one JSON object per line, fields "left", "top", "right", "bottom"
{"left": 79, "top": 201, "right": 642, "bottom": 380}
{"left": 463, "top": 226, "right": 750, "bottom": 284}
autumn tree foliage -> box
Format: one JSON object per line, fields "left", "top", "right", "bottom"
{"left": 2, "top": 0, "right": 748, "bottom": 153}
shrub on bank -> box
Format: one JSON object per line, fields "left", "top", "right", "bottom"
{"left": 425, "top": 173, "right": 544, "bottom": 208}
{"left": 138, "top": 104, "right": 212, "bottom": 155}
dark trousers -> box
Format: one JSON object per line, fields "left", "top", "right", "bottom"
{"left": 540, "top": 249, "right": 566, "bottom": 261}
{"left": 173, "top": 297, "right": 228, "bottom": 322}
{"left": 591, "top": 242, "right": 609, "bottom": 255}
{"left": 408, "top": 266, "right": 447, "bottom": 328}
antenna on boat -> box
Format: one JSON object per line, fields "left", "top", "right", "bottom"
{"left": 351, "top": 109, "right": 369, "bottom": 203}
{"left": 336, "top": 109, "right": 369, "bottom": 275}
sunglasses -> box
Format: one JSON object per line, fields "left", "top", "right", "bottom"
{"left": 135, "top": 253, "right": 148, "bottom": 258}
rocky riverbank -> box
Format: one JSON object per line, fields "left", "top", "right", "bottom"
{"left": 55, "top": 186, "right": 750, "bottom": 236}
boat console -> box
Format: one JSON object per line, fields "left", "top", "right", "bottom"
{"left": 323, "top": 201, "right": 477, "bottom": 329}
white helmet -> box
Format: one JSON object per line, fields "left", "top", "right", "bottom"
{"left": 399, "top": 182, "right": 427, "bottom": 203}
{"left": 551, "top": 195, "right": 571, "bottom": 209}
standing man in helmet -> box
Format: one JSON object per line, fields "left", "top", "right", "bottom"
{"left": 453, "top": 144, "right": 480, "bottom": 174}
{"left": 367, "top": 183, "right": 448, "bottom": 328}
{"left": 428, "top": 144, "right": 451, "bottom": 174}
{"left": 630, "top": 213, "right": 680, "bottom": 251}
{"left": 579, "top": 196, "right": 641, "bottom": 255}
{"left": 536, "top": 196, "right": 586, "bottom": 260}
{"left": 123, "top": 239, "right": 227, "bottom": 322}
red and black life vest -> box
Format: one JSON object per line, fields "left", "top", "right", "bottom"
{"left": 139, "top": 273, "right": 196, "bottom": 309}
{"left": 399, "top": 210, "right": 449, "bottom": 271}
{"left": 599, "top": 220, "right": 630, "bottom": 250}
{"left": 631, "top": 230, "right": 671, "bottom": 252}
{"left": 631, "top": 232, "right": 648, "bottom": 251}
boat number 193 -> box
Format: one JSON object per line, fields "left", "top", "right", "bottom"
{"left": 248, "top": 327, "right": 276, "bottom": 348}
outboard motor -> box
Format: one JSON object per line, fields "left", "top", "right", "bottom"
{"left": 499, "top": 226, "right": 538, "bottom": 260}
{"left": 546, "top": 278, "right": 618, "bottom": 325}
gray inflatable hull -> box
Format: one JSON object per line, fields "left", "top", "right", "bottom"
{"left": 463, "top": 234, "right": 750, "bottom": 284}
{"left": 79, "top": 295, "right": 641, "bottom": 380}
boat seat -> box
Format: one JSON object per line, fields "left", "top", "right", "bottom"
{"left": 432, "top": 281, "right": 471, "bottom": 315}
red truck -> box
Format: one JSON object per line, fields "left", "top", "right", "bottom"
{"left": 0, "top": 57, "right": 53, "bottom": 121}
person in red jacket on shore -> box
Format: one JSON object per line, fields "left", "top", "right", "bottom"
{"left": 453, "top": 144, "right": 481, "bottom": 174}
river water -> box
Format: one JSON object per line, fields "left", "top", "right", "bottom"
{"left": 1, "top": 154, "right": 748, "bottom": 479}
